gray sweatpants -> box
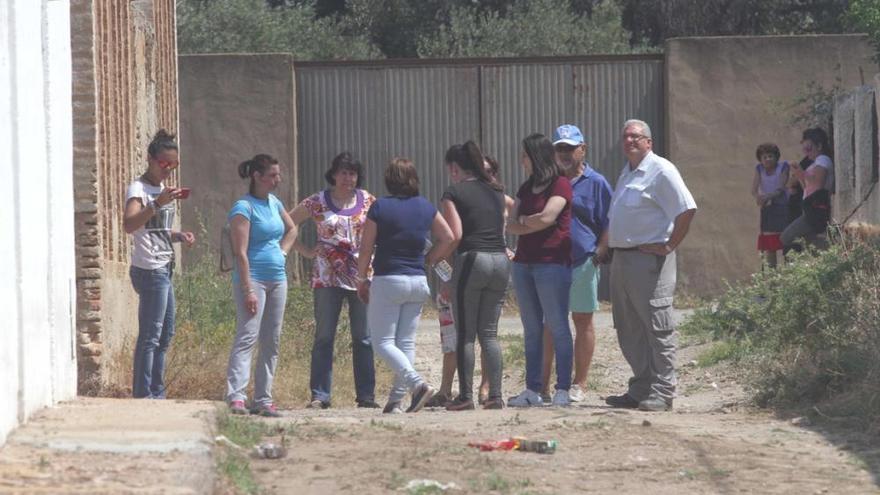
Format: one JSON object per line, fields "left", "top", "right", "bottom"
{"left": 780, "top": 214, "right": 829, "bottom": 250}
{"left": 452, "top": 251, "right": 510, "bottom": 401}
{"left": 226, "top": 279, "right": 287, "bottom": 406}
{"left": 610, "top": 250, "right": 677, "bottom": 403}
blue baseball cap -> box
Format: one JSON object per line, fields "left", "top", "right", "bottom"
{"left": 552, "top": 124, "right": 585, "bottom": 146}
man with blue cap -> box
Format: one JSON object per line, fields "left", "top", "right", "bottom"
{"left": 539, "top": 124, "right": 613, "bottom": 403}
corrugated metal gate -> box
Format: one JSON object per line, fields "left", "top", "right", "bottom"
{"left": 294, "top": 55, "right": 664, "bottom": 294}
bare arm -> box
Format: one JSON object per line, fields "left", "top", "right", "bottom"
{"left": 426, "top": 212, "right": 455, "bottom": 266}
{"left": 593, "top": 229, "right": 610, "bottom": 265}
{"left": 440, "top": 199, "right": 462, "bottom": 253}
{"left": 355, "top": 219, "right": 378, "bottom": 303}
{"left": 751, "top": 169, "right": 762, "bottom": 205}
{"left": 504, "top": 195, "right": 515, "bottom": 221}
{"left": 288, "top": 203, "right": 316, "bottom": 259}
{"left": 123, "top": 187, "right": 179, "bottom": 234}
{"left": 508, "top": 195, "right": 567, "bottom": 235}
{"left": 279, "top": 207, "right": 298, "bottom": 254}
{"left": 230, "top": 214, "right": 258, "bottom": 315}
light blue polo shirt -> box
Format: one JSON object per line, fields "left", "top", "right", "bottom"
{"left": 228, "top": 194, "right": 287, "bottom": 283}
{"left": 608, "top": 151, "right": 697, "bottom": 248}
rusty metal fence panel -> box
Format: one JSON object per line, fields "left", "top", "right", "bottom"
{"left": 294, "top": 64, "right": 480, "bottom": 253}
{"left": 296, "top": 55, "right": 663, "bottom": 202}
{"left": 294, "top": 56, "right": 664, "bottom": 291}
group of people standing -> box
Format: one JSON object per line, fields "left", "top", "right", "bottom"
{"left": 752, "top": 128, "right": 835, "bottom": 268}
{"left": 124, "top": 117, "right": 698, "bottom": 415}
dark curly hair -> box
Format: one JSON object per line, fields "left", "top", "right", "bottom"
{"left": 755, "top": 143, "right": 780, "bottom": 161}
{"left": 325, "top": 152, "right": 365, "bottom": 188}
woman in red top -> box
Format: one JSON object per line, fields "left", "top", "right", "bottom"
{"left": 506, "top": 133, "right": 574, "bottom": 407}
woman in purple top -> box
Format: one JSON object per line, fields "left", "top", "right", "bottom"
{"left": 750, "top": 143, "right": 789, "bottom": 268}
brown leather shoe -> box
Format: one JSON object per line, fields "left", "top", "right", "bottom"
{"left": 482, "top": 398, "right": 504, "bottom": 410}
{"left": 445, "top": 397, "right": 475, "bottom": 411}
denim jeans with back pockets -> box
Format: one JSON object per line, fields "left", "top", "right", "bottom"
{"left": 130, "top": 263, "right": 176, "bottom": 399}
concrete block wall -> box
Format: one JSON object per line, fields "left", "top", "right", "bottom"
{"left": 665, "top": 35, "right": 878, "bottom": 293}
{"left": 178, "top": 54, "right": 299, "bottom": 278}
{"left": 70, "top": 0, "right": 179, "bottom": 394}
{"left": 834, "top": 82, "right": 880, "bottom": 225}
{"left": 0, "top": 0, "right": 78, "bottom": 445}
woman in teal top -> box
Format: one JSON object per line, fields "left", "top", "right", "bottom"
{"left": 226, "top": 154, "right": 298, "bottom": 417}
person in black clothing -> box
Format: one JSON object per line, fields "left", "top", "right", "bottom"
{"left": 440, "top": 141, "right": 511, "bottom": 411}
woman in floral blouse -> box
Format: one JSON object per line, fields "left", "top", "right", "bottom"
{"left": 290, "top": 152, "right": 378, "bottom": 409}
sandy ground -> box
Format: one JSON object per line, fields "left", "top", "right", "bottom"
{"left": 1, "top": 311, "right": 878, "bottom": 494}
{"left": 249, "top": 312, "right": 880, "bottom": 494}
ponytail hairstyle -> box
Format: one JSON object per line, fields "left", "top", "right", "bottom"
{"left": 444, "top": 140, "right": 503, "bottom": 191}
{"left": 238, "top": 154, "right": 279, "bottom": 195}
{"left": 147, "top": 129, "right": 178, "bottom": 158}
{"left": 522, "top": 133, "right": 560, "bottom": 188}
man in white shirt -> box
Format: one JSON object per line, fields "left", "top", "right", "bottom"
{"left": 601, "top": 119, "right": 697, "bottom": 412}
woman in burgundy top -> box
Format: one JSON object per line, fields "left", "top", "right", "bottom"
{"left": 506, "top": 133, "right": 574, "bottom": 407}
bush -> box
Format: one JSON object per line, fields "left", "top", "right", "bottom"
{"left": 681, "top": 239, "right": 880, "bottom": 427}
{"left": 164, "top": 250, "right": 393, "bottom": 406}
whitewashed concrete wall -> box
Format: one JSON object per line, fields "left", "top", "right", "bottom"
{"left": 0, "top": 0, "right": 77, "bottom": 445}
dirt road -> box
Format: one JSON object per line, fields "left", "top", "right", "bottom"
{"left": 248, "top": 312, "right": 880, "bottom": 494}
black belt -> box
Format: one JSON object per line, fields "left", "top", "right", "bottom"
{"left": 612, "top": 246, "right": 639, "bottom": 252}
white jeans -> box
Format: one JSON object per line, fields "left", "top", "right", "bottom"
{"left": 367, "top": 275, "right": 430, "bottom": 403}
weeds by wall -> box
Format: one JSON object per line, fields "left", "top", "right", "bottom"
{"left": 163, "top": 252, "right": 393, "bottom": 406}
{"left": 681, "top": 237, "right": 880, "bottom": 430}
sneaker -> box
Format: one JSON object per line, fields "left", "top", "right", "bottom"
{"left": 507, "top": 389, "right": 544, "bottom": 408}
{"left": 638, "top": 397, "right": 672, "bottom": 412}
{"left": 307, "top": 399, "right": 330, "bottom": 409}
{"left": 482, "top": 398, "right": 504, "bottom": 410}
{"left": 254, "top": 403, "right": 281, "bottom": 417}
{"left": 540, "top": 391, "right": 552, "bottom": 404}
{"left": 356, "top": 400, "right": 381, "bottom": 409}
{"left": 229, "top": 400, "right": 248, "bottom": 415}
{"left": 445, "top": 397, "right": 475, "bottom": 411}
{"left": 424, "top": 393, "right": 450, "bottom": 408}
{"left": 383, "top": 401, "right": 404, "bottom": 414}
{"left": 569, "top": 384, "right": 586, "bottom": 402}
{"left": 552, "top": 389, "right": 571, "bottom": 407}
{"left": 406, "top": 384, "right": 436, "bottom": 413}
{"left": 604, "top": 393, "right": 639, "bottom": 409}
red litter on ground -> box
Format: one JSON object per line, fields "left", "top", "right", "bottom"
{"left": 468, "top": 438, "right": 557, "bottom": 454}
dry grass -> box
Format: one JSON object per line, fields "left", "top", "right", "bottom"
{"left": 107, "top": 253, "right": 394, "bottom": 407}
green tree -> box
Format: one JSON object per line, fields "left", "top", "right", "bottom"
{"left": 177, "top": 0, "right": 381, "bottom": 59}
{"left": 844, "top": 0, "right": 880, "bottom": 63}
{"left": 620, "top": 0, "right": 850, "bottom": 47}
{"left": 416, "top": 0, "right": 635, "bottom": 58}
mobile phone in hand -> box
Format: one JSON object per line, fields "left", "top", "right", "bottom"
{"left": 178, "top": 187, "right": 191, "bottom": 199}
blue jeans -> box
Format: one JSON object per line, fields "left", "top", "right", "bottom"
{"left": 367, "top": 275, "right": 431, "bottom": 403}
{"left": 310, "top": 287, "right": 375, "bottom": 403}
{"left": 512, "top": 262, "right": 573, "bottom": 393}
{"left": 130, "top": 263, "right": 176, "bottom": 399}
